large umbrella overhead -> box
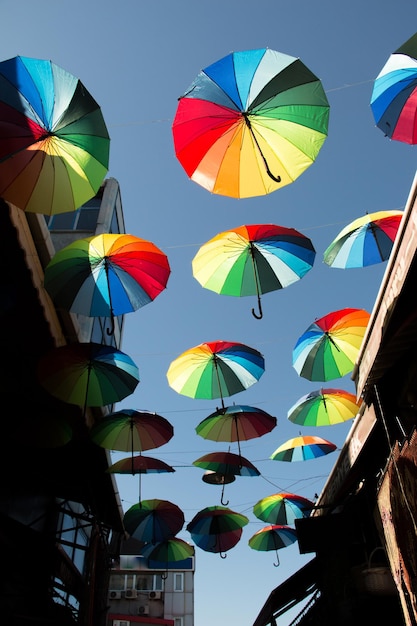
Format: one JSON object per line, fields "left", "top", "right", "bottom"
{"left": 44, "top": 233, "right": 170, "bottom": 333}
{"left": 186, "top": 505, "right": 249, "bottom": 558}
{"left": 123, "top": 499, "right": 184, "bottom": 544}
{"left": 287, "top": 388, "right": 362, "bottom": 427}
{"left": 270, "top": 435, "right": 337, "bottom": 462}
{"left": 248, "top": 524, "right": 298, "bottom": 566}
{"left": 195, "top": 404, "right": 277, "bottom": 459}
{"left": 37, "top": 342, "right": 139, "bottom": 409}
{"left": 172, "top": 47, "right": 329, "bottom": 198}
{"left": 193, "top": 451, "right": 260, "bottom": 505}
{"left": 253, "top": 493, "right": 314, "bottom": 525}
{"left": 0, "top": 56, "right": 109, "bottom": 214}
{"left": 323, "top": 210, "right": 403, "bottom": 269}
{"left": 192, "top": 224, "right": 315, "bottom": 319}
{"left": 166, "top": 340, "right": 265, "bottom": 409}
{"left": 292, "top": 308, "right": 370, "bottom": 381}
{"left": 371, "top": 31, "right": 417, "bottom": 144}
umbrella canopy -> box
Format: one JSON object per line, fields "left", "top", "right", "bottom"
{"left": 123, "top": 499, "right": 185, "bottom": 544}
{"left": 192, "top": 224, "right": 315, "bottom": 319}
{"left": 193, "top": 451, "right": 260, "bottom": 477}
{"left": 140, "top": 538, "right": 195, "bottom": 573}
{"left": 287, "top": 388, "right": 362, "bottom": 427}
{"left": 371, "top": 31, "right": 417, "bottom": 144}
{"left": 248, "top": 524, "right": 298, "bottom": 566}
{"left": 270, "top": 435, "right": 337, "bottom": 462}
{"left": 107, "top": 454, "right": 175, "bottom": 475}
{"left": 186, "top": 505, "right": 249, "bottom": 557}
{"left": 44, "top": 233, "right": 171, "bottom": 326}
{"left": 195, "top": 404, "right": 277, "bottom": 458}
{"left": 166, "top": 340, "right": 265, "bottom": 409}
{"left": 292, "top": 308, "right": 370, "bottom": 381}
{"left": 0, "top": 56, "right": 109, "bottom": 214}
{"left": 37, "top": 342, "right": 139, "bottom": 408}
{"left": 323, "top": 210, "right": 403, "bottom": 269}
{"left": 172, "top": 47, "right": 329, "bottom": 198}
{"left": 253, "top": 493, "right": 314, "bottom": 525}
{"left": 89, "top": 409, "right": 173, "bottom": 452}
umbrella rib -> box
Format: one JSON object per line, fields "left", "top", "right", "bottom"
{"left": 243, "top": 113, "right": 281, "bottom": 183}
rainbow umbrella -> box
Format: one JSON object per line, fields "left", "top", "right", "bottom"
{"left": 195, "top": 404, "right": 277, "bottom": 459}
{"left": 371, "top": 31, "right": 417, "bottom": 144}
{"left": 166, "top": 340, "right": 265, "bottom": 409}
{"left": 253, "top": 493, "right": 314, "bottom": 525}
{"left": 292, "top": 308, "right": 370, "bottom": 381}
{"left": 193, "top": 451, "right": 260, "bottom": 505}
{"left": 172, "top": 48, "right": 329, "bottom": 198}
{"left": 287, "top": 388, "right": 362, "bottom": 427}
{"left": 186, "top": 505, "right": 249, "bottom": 558}
{"left": 140, "top": 538, "right": 195, "bottom": 577}
{"left": 44, "top": 233, "right": 170, "bottom": 333}
{"left": 270, "top": 435, "right": 337, "bottom": 462}
{"left": 248, "top": 525, "right": 298, "bottom": 566}
{"left": 107, "top": 454, "right": 175, "bottom": 476}
{"left": 37, "top": 342, "right": 139, "bottom": 408}
{"left": 323, "top": 210, "right": 403, "bottom": 268}
{"left": 192, "top": 224, "right": 315, "bottom": 319}
{"left": 0, "top": 56, "right": 109, "bottom": 214}
{"left": 123, "top": 499, "right": 184, "bottom": 544}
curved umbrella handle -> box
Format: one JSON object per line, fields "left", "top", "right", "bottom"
{"left": 252, "top": 296, "right": 263, "bottom": 320}
{"left": 161, "top": 571, "right": 168, "bottom": 580}
{"left": 220, "top": 551, "right": 227, "bottom": 559}
{"left": 106, "top": 314, "right": 115, "bottom": 336}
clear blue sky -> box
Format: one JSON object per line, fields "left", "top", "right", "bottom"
{"left": 3, "top": 1, "right": 417, "bottom": 624}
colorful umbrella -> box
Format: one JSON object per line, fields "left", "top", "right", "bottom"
{"left": 192, "top": 224, "right": 315, "bottom": 319}
{"left": 44, "top": 233, "right": 170, "bottom": 333}
{"left": 172, "top": 47, "right": 329, "bottom": 198}
{"left": 186, "top": 505, "right": 249, "bottom": 558}
{"left": 107, "top": 454, "right": 175, "bottom": 476}
{"left": 37, "top": 342, "right": 139, "bottom": 408}
{"left": 166, "top": 340, "right": 265, "bottom": 409}
{"left": 89, "top": 409, "right": 173, "bottom": 453}
{"left": 287, "top": 388, "right": 362, "bottom": 427}
{"left": 195, "top": 404, "right": 277, "bottom": 459}
{"left": 193, "top": 451, "right": 260, "bottom": 504}
{"left": 371, "top": 31, "right": 417, "bottom": 144}
{"left": 253, "top": 493, "right": 314, "bottom": 525}
{"left": 323, "top": 210, "right": 403, "bottom": 269}
{"left": 292, "top": 308, "right": 370, "bottom": 381}
{"left": 0, "top": 56, "right": 109, "bottom": 214}
{"left": 248, "top": 525, "right": 298, "bottom": 566}
{"left": 140, "top": 538, "right": 195, "bottom": 577}
{"left": 123, "top": 499, "right": 184, "bottom": 544}
{"left": 270, "top": 435, "right": 337, "bottom": 462}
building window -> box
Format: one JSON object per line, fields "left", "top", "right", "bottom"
{"left": 174, "top": 573, "right": 184, "bottom": 592}
{"left": 47, "top": 197, "right": 101, "bottom": 232}
{"left": 174, "top": 618, "right": 184, "bottom": 626}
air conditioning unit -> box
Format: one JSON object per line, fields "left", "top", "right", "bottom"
{"left": 149, "top": 590, "right": 162, "bottom": 600}
{"left": 138, "top": 605, "right": 149, "bottom": 616}
{"left": 113, "top": 621, "right": 130, "bottom": 626}
{"left": 108, "top": 590, "right": 122, "bottom": 600}
{"left": 125, "top": 589, "right": 138, "bottom": 599}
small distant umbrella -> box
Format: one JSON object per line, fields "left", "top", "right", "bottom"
{"left": 270, "top": 435, "right": 337, "bottom": 462}
{"left": 123, "top": 499, "right": 185, "bottom": 544}
{"left": 292, "top": 308, "right": 370, "bottom": 381}
{"left": 107, "top": 454, "right": 175, "bottom": 501}
{"left": 192, "top": 224, "right": 315, "bottom": 319}
{"left": 187, "top": 505, "right": 249, "bottom": 558}
{"left": 287, "top": 388, "right": 362, "bottom": 427}
{"left": 248, "top": 525, "right": 298, "bottom": 566}
{"left": 195, "top": 404, "right": 277, "bottom": 459}
{"left": 167, "top": 340, "right": 265, "bottom": 409}
{"left": 37, "top": 342, "right": 139, "bottom": 409}
{"left": 323, "top": 211, "right": 403, "bottom": 269}
{"left": 371, "top": 31, "right": 417, "bottom": 144}
{"left": 253, "top": 493, "right": 314, "bottom": 525}
{"left": 193, "top": 451, "right": 260, "bottom": 505}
